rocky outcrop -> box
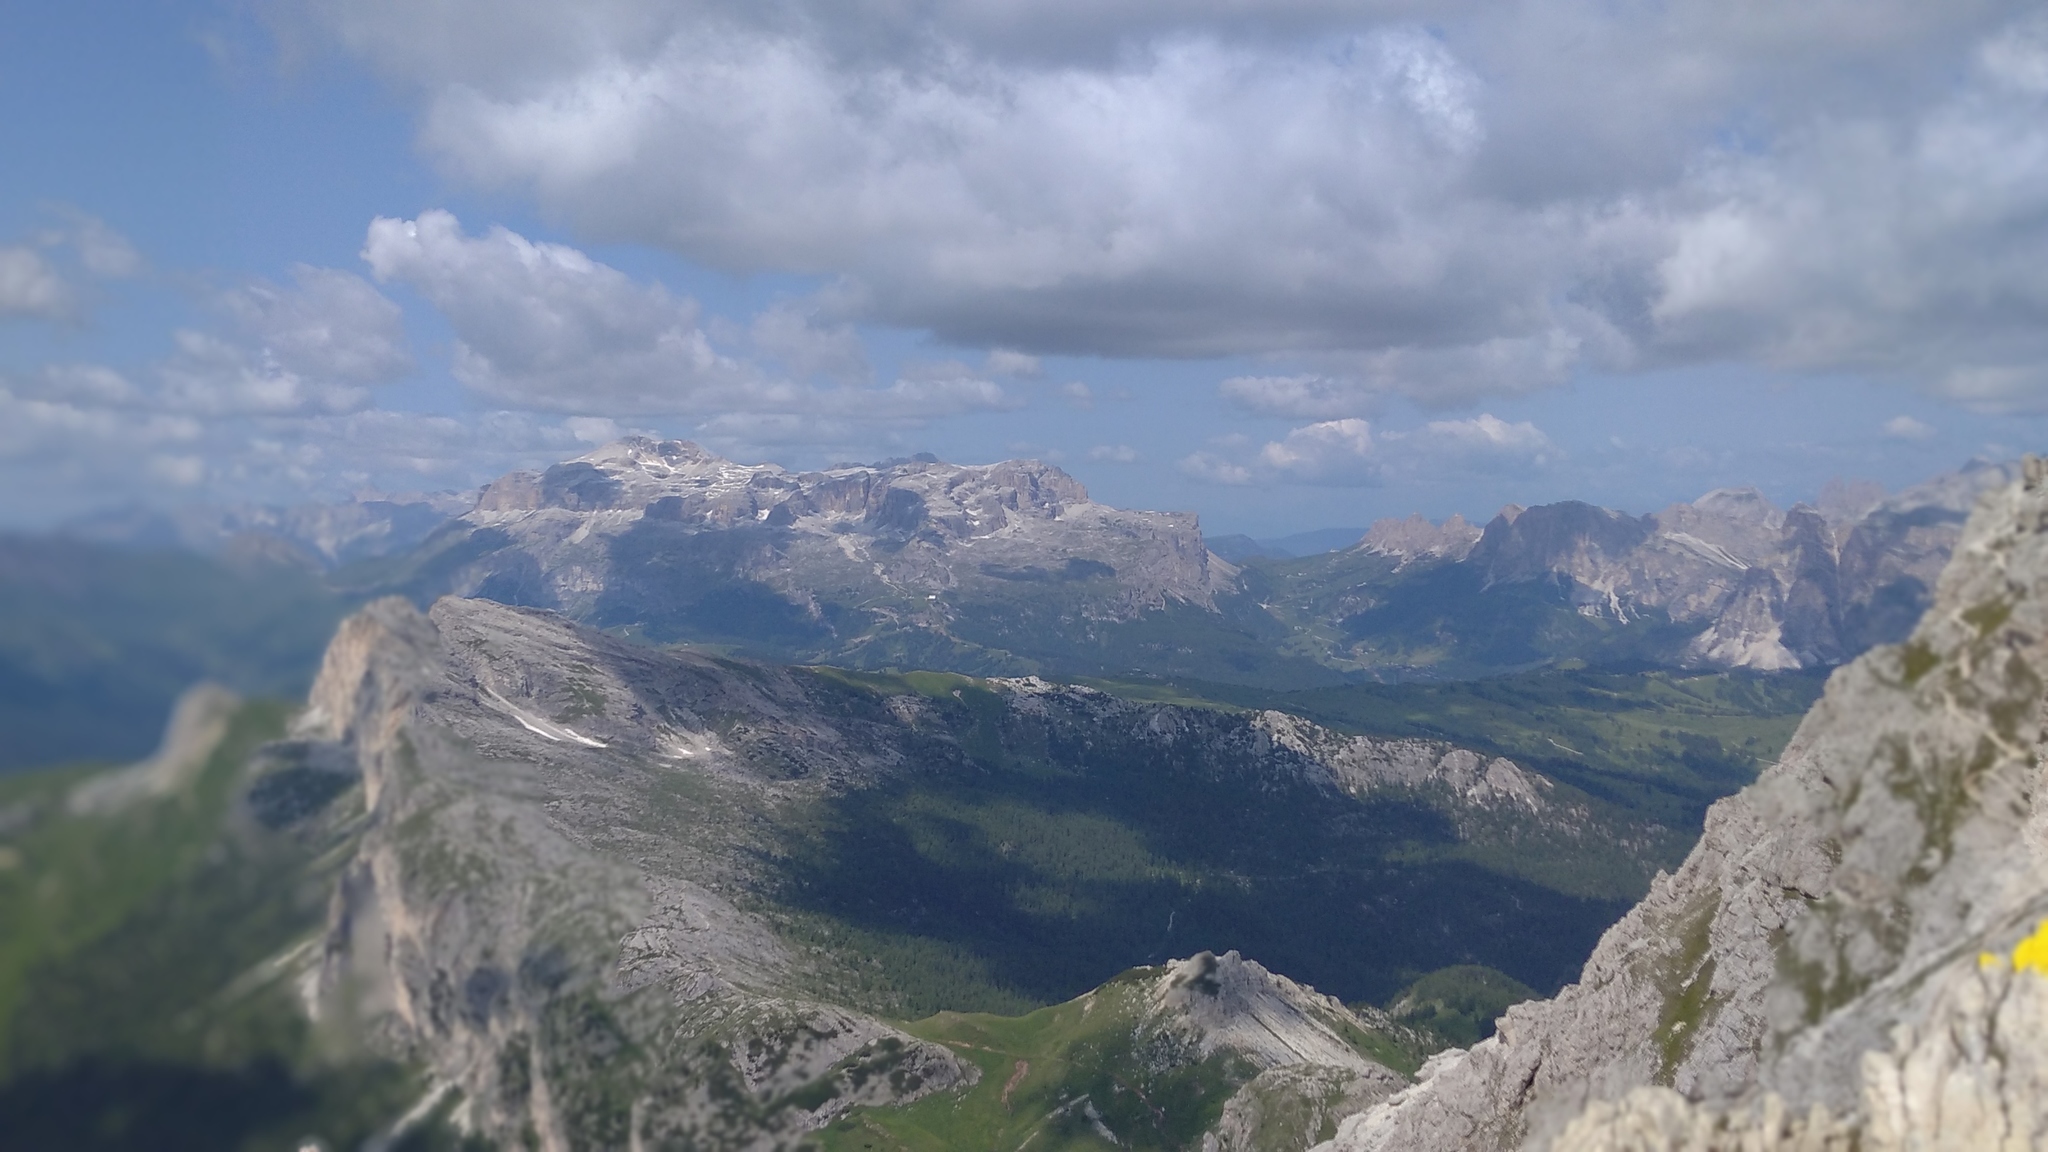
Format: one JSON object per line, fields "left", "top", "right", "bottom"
{"left": 301, "top": 597, "right": 979, "bottom": 1149}
{"left": 1250, "top": 710, "right": 1552, "bottom": 812}
{"left": 432, "top": 437, "right": 1230, "bottom": 641}
{"left": 1355, "top": 514, "right": 1483, "bottom": 567}
{"left": 1441, "top": 465, "right": 2017, "bottom": 671}
{"left": 1312, "top": 457, "right": 2048, "bottom": 1150}
{"left": 288, "top": 591, "right": 1595, "bottom": 1147}
{"left": 1145, "top": 952, "right": 1407, "bottom": 1152}
{"left": 67, "top": 683, "right": 242, "bottom": 815}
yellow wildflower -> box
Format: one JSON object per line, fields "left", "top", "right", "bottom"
{"left": 2008, "top": 919, "right": 2048, "bottom": 975}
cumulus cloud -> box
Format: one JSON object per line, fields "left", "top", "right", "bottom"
{"left": 1389, "top": 413, "right": 1559, "bottom": 468}
{"left": 986, "top": 350, "right": 1042, "bottom": 377}
{"left": 300, "top": 0, "right": 2048, "bottom": 409}
{"left": 0, "top": 247, "right": 71, "bottom": 319}
{"left": 1182, "top": 412, "right": 1556, "bottom": 487}
{"left": 748, "top": 300, "right": 868, "bottom": 384}
{"left": 219, "top": 265, "right": 412, "bottom": 385}
{"left": 1088, "top": 443, "right": 1139, "bottom": 463}
{"left": 1258, "top": 418, "right": 1380, "bottom": 483}
{"left": 363, "top": 209, "right": 761, "bottom": 413}
{"left": 150, "top": 266, "right": 411, "bottom": 417}
{"left": 1177, "top": 451, "right": 1254, "bottom": 486}
{"left": 44, "top": 209, "right": 143, "bottom": 279}
{"left": 1882, "top": 415, "right": 1937, "bottom": 440}
{"left": 362, "top": 211, "right": 1017, "bottom": 428}
{"left": 0, "top": 211, "right": 144, "bottom": 323}
{"left": 158, "top": 329, "right": 376, "bottom": 416}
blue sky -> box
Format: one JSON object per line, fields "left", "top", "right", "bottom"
{"left": 3, "top": 0, "right": 2047, "bottom": 537}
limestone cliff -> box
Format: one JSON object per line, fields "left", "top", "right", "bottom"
{"left": 1315, "top": 458, "right": 2048, "bottom": 1151}
{"left": 292, "top": 593, "right": 1596, "bottom": 1148}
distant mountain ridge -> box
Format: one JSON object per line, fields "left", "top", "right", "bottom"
{"left": 39, "top": 442, "right": 2020, "bottom": 711}
{"left": 1257, "top": 462, "right": 2017, "bottom": 677}
{"left": 1305, "top": 460, "right": 2048, "bottom": 1151}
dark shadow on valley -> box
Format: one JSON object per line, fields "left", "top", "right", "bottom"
{"left": 765, "top": 727, "right": 1629, "bottom": 1013}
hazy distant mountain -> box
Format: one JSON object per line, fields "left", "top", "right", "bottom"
{"left": 1354, "top": 513, "right": 1483, "bottom": 567}
{"left": 1209, "top": 528, "right": 1372, "bottom": 563}
{"left": 1254, "top": 461, "right": 2017, "bottom": 677}
{"left": 0, "top": 534, "right": 349, "bottom": 772}
{"left": 67, "top": 490, "right": 472, "bottom": 568}
{"left": 8, "top": 442, "right": 2013, "bottom": 779}
{"left": 307, "top": 440, "right": 2012, "bottom": 681}
{"left": 356, "top": 437, "right": 1337, "bottom": 685}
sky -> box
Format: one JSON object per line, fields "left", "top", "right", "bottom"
{"left": 3, "top": 0, "right": 2047, "bottom": 537}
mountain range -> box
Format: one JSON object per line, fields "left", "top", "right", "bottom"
{"left": 5, "top": 457, "right": 2046, "bottom": 1148}
{"left": 1, "top": 589, "right": 1655, "bottom": 1149}
{"left": 109, "top": 437, "right": 2006, "bottom": 684}
{"left": 8, "top": 438, "right": 1999, "bottom": 778}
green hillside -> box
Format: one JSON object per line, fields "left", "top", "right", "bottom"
{"left": 0, "top": 701, "right": 462, "bottom": 1151}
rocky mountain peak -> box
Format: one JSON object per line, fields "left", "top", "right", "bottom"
{"left": 424, "top": 439, "right": 1229, "bottom": 649}
{"left": 1688, "top": 486, "right": 1784, "bottom": 530}
{"left": 1149, "top": 951, "right": 1395, "bottom": 1074}
{"left": 1355, "top": 513, "right": 1482, "bottom": 565}
{"left": 1468, "top": 501, "right": 1656, "bottom": 588}
{"left": 1316, "top": 457, "right": 2048, "bottom": 1151}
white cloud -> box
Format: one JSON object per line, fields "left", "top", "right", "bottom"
{"left": 34, "top": 364, "right": 141, "bottom": 406}
{"left": 1392, "top": 413, "right": 1559, "bottom": 468}
{"left": 219, "top": 265, "right": 412, "bottom": 385}
{"left": 566, "top": 415, "right": 622, "bottom": 443}
{"left": 987, "top": 349, "right": 1042, "bottom": 377}
{"left": 1060, "top": 381, "right": 1094, "bottom": 409}
{"left": 0, "top": 247, "right": 70, "bottom": 319}
{"left": 1882, "top": 414, "right": 1937, "bottom": 440}
{"left": 360, "top": 210, "right": 1017, "bottom": 431}
{"left": 47, "top": 209, "right": 143, "bottom": 279}
{"left": 1177, "top": 451, "right": 1254, "bottom": 485}
{"left": 0, "top": 212, "right": 144, "bottom": 324}
{"left": 1087, "top": 443, "right": 1138, "bottom": 463}
{"left": 1181, "top": 412, "right": 1555, "bottom": 487}
{"left": 749, "top": 300, "right": 868, "bottom": 383}
{"left": 304, "top": 1, "right": 2048, "bottom": 409}
{"left": 364, "top": 209, "right": 761, "bottom": 413}
{"left": 1258, "top": 418, "right": 1380, "bottom": 483}
{"left": 147, "top": 455, "right": 207, "bottom": 486}
{"left": 1220, "top": 375, "right": 1362, "bottom": 420}
{"left": 158, "top": 329, "right": 373, "bottom": 416}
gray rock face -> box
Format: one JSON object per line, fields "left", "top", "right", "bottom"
{"left": 302, "top": 596, "right": 978, "bottom": 1149}
{"left": 293, "top": 591, "right": 1589, "bottom": 1147}
{"left": 1355, "top": 514, "right": 1483, "bottom": 567}
{"left": 1451, "top": 465, "right": 2016, "bottom": 671}
{"left": 437, "top": 436, "right": 1228, "bottom": 632}
{"left": 1313, "top": 457, "right": 2048, "bottom": 1151}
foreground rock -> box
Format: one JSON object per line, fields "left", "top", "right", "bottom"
{"left": 1315, "top": 458, "right": 2048, "bottom": 1150}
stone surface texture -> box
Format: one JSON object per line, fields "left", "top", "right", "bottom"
{"left": 291, "top": 593, "right": 1537, "bottom": 1147}
{"left": 1313, "top": 457, "right": 2048, "bottom": 1151}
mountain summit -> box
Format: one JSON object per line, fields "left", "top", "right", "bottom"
{"left": 384, "top": 437, "right": 1236, "bottom": 675}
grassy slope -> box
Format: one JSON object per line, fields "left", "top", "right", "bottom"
{"left": 752, "top": 670, "right": 1639, "bottom": 1029}
{"left": 1090, "top": 666, "right": 1827, "bottom": 831}
{"left": 0, "top": 701, "right": 465, "bottom": 1152}
{"left": 811, "top": 967, "right": 1379, "bottom": 1152}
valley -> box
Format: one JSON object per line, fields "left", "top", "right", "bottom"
{"left": 0, "top": 441, "right": 2022, "bottom": 1150}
